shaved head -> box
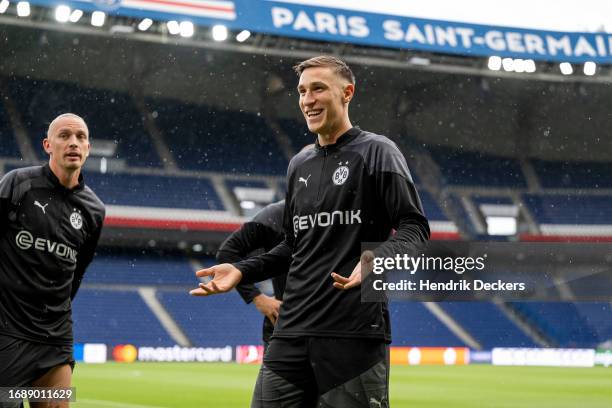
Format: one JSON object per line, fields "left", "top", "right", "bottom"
{"left": 47, "top": 113, "right": 88, "bottom": 138}
{"left": 43, "top": 113, "right": 90, "bottom": 186}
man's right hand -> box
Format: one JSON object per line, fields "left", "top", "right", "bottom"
{"left": 253, "top": 294, "right": 282, "bottom": 325}
{"left": 189, "top": 263, "right": 242, "bottom": 296}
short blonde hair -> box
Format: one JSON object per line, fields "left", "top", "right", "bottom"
{"left": 47, "top": 113, "right": 88, "bottom": 138}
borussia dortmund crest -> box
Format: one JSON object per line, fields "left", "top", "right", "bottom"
{"left": 332, "top": 161, "right": 350, "bottom": 185}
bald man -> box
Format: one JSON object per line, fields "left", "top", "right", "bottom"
{"left": 0, "top": 113, "right": 105, "bottom": 407}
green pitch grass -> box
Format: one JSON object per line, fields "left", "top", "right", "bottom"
{"left": 64, "top": 362, "right": 612, "bottom": 408}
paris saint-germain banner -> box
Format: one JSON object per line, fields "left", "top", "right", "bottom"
{"left": 26, "top": 0, "right": 612, "bottom": 63}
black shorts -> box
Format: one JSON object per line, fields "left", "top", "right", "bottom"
{"left": 252, "top": 337, "right": 389, "bottom": 408}
{"left": 0, "top": 333, "right": 74, "bottom": 387}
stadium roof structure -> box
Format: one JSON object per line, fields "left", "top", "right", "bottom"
{"left": 2, "top": 0, "right": 612, "bottom": 82}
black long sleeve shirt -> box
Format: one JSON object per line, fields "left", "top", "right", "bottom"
{"left": 216, "top": 200, "right": 286, "bottom": 343}
{"left": 0, "top": 164, "right": 105, "bottom": 345}
{"left": 234, "top": 127, "right": 430, "bottom": 342}
{"left": 216, "top": 200, "right": 286, "bottom": 303}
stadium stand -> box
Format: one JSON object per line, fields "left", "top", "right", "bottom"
{"left": 390, "top": 302, "right": 465, "bottom": 347}
{"left": 82, "top": 253, "right": 205, "bottom": 286}
{"left": 419, "top": 189, "right": 450, "bottom": 221}
{"left": 225, "top": 178, "right": 269, "bottom": 191}
{"left": 471, "top": 195, "right": 515, "bottom": 206}
{"left": 575, "top": 303, "right": 612, "bottom": 343}
{"left": 157, "top": 290, "right": 263, "bottom": 347}
{"left": 277, "top": 118, "right": 315, "bottom": 153}
{"left": 441, "top": 193, "right": 480, "bottom": 237}
{"left": 7, "top": 77, "right": 161, "bottom": 167}
{"left": 429, "top": 146, "right": 527, "bottom": 187}
{"left": 440, "top": 302, "right": 536, "bottom": 348}
{"left": 78, "top": 252, "right": 509, "bottom": 348}
{"left": 72, "top": 252, "right": 611, "bottom": 349}
{"left": 69, "top": 241, "right": 612, "bottom": 349}
{"left": 408, "top": 167, "right": 421, "bottom": 186}
{"left": 84, "top": 171, "right": 225, "bottom": 210}
{"left": 567, "top": 272, "right": 612, "bottom": 300}
{"left": 523, "top": 194, "right": 612, "bottom": 224}
{"left": 73, "top": 288, "right": 175, "bottom": 346}
{"left": 510, "top": 302, "right": 601, "bottom": 347}
{"left": 148, "top": 98, "right": 288, "bottom": 174}
{"left": 532, "top": 159, "right": 612, "bottom": 189}
{"left": 0, "top": 104, "right": 20, "bottom": 158}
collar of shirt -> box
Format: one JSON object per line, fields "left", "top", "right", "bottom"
{"left": 43, "top": 163, "right": 85, "bottom": 193}
{"left": 315, "top": 126, "right": 361, "bottom": 152}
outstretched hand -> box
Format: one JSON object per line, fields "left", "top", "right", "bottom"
{"left": 189, "top": 263, "right": 243, "bottom": 296}
{"left": 331, "top": 251, "right": 375, "bottom": 291}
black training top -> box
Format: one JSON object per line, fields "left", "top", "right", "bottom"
{"left": 0, "top": 164, "right": 105, "bottom": 345}
{"left": 235, "top": 127, "right": 430, "bottom": 342}
{"left": 216, "top": 200, "right": 286, "bottom": 343}
{"left": 217, "top": 199, "right": 286, "bottom": 303}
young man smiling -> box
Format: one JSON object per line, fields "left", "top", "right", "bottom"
{"left": 191, "top": 56, "right": 429, "bottom": 407}
{"left": 0, "top": 113, "right": 105, "bottom": 407}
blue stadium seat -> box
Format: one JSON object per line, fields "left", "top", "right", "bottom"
{"left": 149, "top": 99, "right": 288, "bottom": 174}
{"left": 510, "top": 302, "right": 600, "bottom": 347}
{"left": 523, "top": 194, "right": 612, "bottom": 224}
{"left": 430, "top": 146, "right": 526, "bottom": 187}
{"left": 84, "top": 171, "right": 225, "bottom": 210}
{"left": 8, "top": 77, "right": 161, "bottom": 167}
{"left": 225, "top": 179, "right": 269, "bottom": 191}
{"left": 0, "top": 104, "right": 20, "bottom": 158}
{"left": 532, "top": 159, "right": 612, "bottom": 189}
{"left": 157, "top": 290, "right": 263, "bottom": 347}
{"left": 278, "top": 118, "right": 315, "bottom": 153}
{"left": 389, "top": 301, "right": 465, "bottom": 346}
{"left": 440, "top": 302, "right": 536, "bottom": 348}
{"left": 472, "top": 196, "right": 515, "bottom": 206}
{"left": 83, "top": 254, "right": 208, "bottom": 286}
{"left": 73, "top": 288, "right": 174, "bottom": 346}
{"left": 407, "top": 167, "right": 421, "bottom": 186}
{"left": 567, "top": 271, "right": 612, "bottom": 302}
{"left": 419, "top": 190, "right": 449, "bottom": 221}
{"left": 575, "top": 303, "right": 612, "bottom": 342}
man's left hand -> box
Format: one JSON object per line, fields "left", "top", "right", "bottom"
{"left": 331, "top": 251, "right": 374, "bottom": 290}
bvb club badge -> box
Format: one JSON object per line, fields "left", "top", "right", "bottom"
{"left": 332, "top": 161, "right": 350, "bottom": 185}
{"left": 70, "top": 210, "right": 83, "bottom": 230}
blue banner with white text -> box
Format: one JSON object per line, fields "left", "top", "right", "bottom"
{"left": 25, "top": 0, "right": 612, "bottom": 63}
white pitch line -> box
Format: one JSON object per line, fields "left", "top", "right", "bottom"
{"left": 76, "top": 399, "right": 169, "bottom": 408}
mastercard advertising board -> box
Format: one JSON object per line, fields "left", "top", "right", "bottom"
{"left": 390, "top": 347, "right": 469, "bottom": 365}
{"left": 112, "top": 344, "right": 139, "bottom": 363}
